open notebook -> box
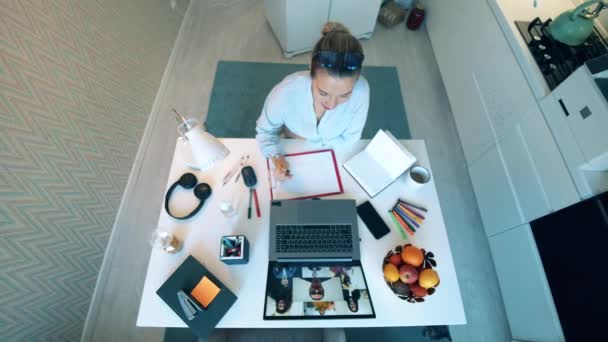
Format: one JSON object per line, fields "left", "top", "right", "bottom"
{"left": 267, "top": 149, "right": 343, "bottom": 201}
{"left": 343, "top": 130, "right": 416, "bottom": 197}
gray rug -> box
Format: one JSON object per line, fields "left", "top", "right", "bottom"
{"left": 206, "top": 61, "right": 410, "bottom": 139}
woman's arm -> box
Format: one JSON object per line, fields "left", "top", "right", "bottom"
{"left": 255, "top": 88, "right": 286, "bottom": 158}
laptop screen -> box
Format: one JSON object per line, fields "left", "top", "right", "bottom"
{"left": 263, "top": 261, "right": 375, "bottom": 319}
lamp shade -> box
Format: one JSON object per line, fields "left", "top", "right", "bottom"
{"left": 173, "top": 110, "right": 229, "bottom": 171}
{"left": 185, "top": 125, "right": 230, "bottom": 171}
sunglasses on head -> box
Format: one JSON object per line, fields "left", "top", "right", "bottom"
{"left": 313, "top": 50, "right": 364, "bottom": 71}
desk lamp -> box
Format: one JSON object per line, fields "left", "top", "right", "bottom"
{"left": 173, "top": 109, "right": 229, "bottom": 171}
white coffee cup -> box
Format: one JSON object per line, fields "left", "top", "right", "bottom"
{"left": 406, "top": 165, "right": 431, "bottom": 190}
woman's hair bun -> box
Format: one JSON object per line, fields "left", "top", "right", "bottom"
{"left": 321, "top": 22, "right": 350, "bottom": 36}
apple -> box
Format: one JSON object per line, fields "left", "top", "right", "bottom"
{"left": 389, "top": 254, "right": 403, "bottom": 266}
{"left": 399, "top": 264, "right": 418, "bottom": 284}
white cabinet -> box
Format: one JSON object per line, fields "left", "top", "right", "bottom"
{"left": 426, "top": 0, "right": 579, "bottom": 234}
{"left": 328, "top": 0, "right": 381, "bottom": 39}
{"left": 552, "top": 66, "right": 608, "bottom": 170}
{"left": 489, "top": 224, "right": 564, "bottom": 342}
{"left": 263, "top": 0, "right": 330, "bottom": 57}
{"left": 498, "top": 116, "right": 579, "bottom": 222}
{"left": 469, "top": 116, "right": 579, "bottom": 236}
{"left": 468, "top": 144, "right": 524, "bottom": 236}
{"left": 263, "top": 0, "right": 381, "bottom": 58}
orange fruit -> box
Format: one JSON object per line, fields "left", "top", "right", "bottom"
{"left": 401, "top": 246, "right": 424, "bottom": 267}
{"left": 383, "top": 263, "right": 400, "bottom": 283}
{"left": 418, "top": 268, "right": 440, "bottom": 289}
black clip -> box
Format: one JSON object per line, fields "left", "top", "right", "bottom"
{"left": 177, "top": 289, "right": 204, "bottom": 321}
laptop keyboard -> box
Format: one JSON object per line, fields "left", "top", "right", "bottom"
{"left": 276, "top": 224, "right": 353, "bottom": 253}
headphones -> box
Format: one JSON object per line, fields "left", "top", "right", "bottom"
{"left": 164, "top": 173, "right": 212, "bottom": 220}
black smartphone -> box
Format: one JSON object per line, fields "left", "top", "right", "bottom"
{"left": 356, "top": 201, "right": 390, "bottom": 239}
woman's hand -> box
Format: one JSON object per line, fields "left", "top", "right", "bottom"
{"left": 272, "top": 155, "right": 292, "bottom": 181}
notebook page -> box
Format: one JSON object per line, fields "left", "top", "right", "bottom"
{"left": 343, "top": 149, "right": 393, "bottom": 196}
{"left": 366, "top": 130, "right": 416, "bottom": 179}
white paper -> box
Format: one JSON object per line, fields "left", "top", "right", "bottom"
{"left": 343, "top": 130, "right": 416, "bottom": 197}
{"left": 270, "top": 150, "right": 342, "bottom": 200}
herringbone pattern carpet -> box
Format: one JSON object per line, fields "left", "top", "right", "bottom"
{"left": 0, "top": 1, "right": 182, "bottom": 340}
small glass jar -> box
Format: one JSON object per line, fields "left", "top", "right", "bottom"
{"left": 150, "top": 228, "right": 182, "bottom": 254}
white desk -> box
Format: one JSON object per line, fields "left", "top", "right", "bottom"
{"left": 137, "top": 138, "right": 466, "bottom": 328}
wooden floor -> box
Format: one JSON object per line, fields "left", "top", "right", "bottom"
{"left": 82, "top": 1, "right": 512, "bottom": 341}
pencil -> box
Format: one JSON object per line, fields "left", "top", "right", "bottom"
{"left": 388, "top": 210, "right": 408, "bottom": 241}
{"left": 394, "top": 205, "right": 419, "bottom": 230}
{"left": 390, "top": 210, "right": 415, "bottom": 236}
{"left": 399, "top": 198, "right": 428, "bottom": 212}
{"left": 397, "top": 203, "right": 424, "bottom": 223}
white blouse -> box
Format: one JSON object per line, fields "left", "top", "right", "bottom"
{"left": 255, "top": 71, "right": 369, "bottom": 157}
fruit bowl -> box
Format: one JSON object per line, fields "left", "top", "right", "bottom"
{"left": 382, "top": 243, "right": 440, "bottom": 303}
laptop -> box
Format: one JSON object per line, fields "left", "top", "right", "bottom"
{"left": 264, "top": 199, "right": 375, "bottom": 320}
{"left": 269, "top": 199, "right": 361, "bottom": 262}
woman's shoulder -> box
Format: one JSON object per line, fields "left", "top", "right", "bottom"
{"left": 353, "top": 75, "right": 370, "bottom": 95}
{"left": 272, "top": 71, "right": 310, "bottom": 94}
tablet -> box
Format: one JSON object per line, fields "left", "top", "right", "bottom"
{"left": 263, "top": 261, "right": 376, "bottom": 320}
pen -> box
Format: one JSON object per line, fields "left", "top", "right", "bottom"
{"left": 247, "top": 189, "right": 252, "bottom": 219}
{"left": 397, "top": 203, "right": 424, "bottom": 223}
{"left": 397, "top": 202, "right": 425, "bottom": 221}
{"left": 388, "top": 210, "right": 408, "bottom": 240}
{"left": 253, "top": 188, "right": 261, "bottom": 218}
{"left": 390, "top": 210, "right": 415, "bottom": 236}
{"left": 394, "top": 205, "right": 419, "bottom": 230}
{"left": 399, "top": 198, "right": 427, "bottom": 212}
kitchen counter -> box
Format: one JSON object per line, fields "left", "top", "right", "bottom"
{"left": 487, "top": 0, "right": 583, "bottom": 99}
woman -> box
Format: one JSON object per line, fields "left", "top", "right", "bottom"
{"left": 341, "top": 273, "right": 360, "bottom": 313}
{"left": 309, "top": 278, "right": 325, "bottom": 301}
{"left": 256, "top": 22, "right": 369, "bottom": 180}
{"left": 267, "top": 274, "right": 293, "bottom": 314}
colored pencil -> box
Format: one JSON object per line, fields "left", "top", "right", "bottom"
{"left": 400, "top": 201, "right": 426, "bottom": 219}
{"left": 253, "top": 189, "right": 261, "bottom": 218}
{"left": 397, "top": 202, "right": 425, "bottom": 220}
{"left": 388, "top": 210, "right": 408, "bottom": 241}
{"left": 399, "top": 198, "right": 427, "bottom": 212}
{"left": 392, "top": 208, "right": 416, "bottom": 235}
{"left": 390, "top": 210, "right": 415, "bottom": 236}
{"left": 394, "top": 205, "right": 419, "bottom": 230}
{"left": 397, "top": 203, "right": 424, "bottom": 224}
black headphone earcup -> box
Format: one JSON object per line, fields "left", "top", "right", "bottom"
{"left": 194, "top": 183, "right": 212, "bottom": 200}
{"left": 179, "top": 173, "right": 198, "bottom": 189}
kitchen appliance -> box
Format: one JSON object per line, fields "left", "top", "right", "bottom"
{"left": 549, "top": 0, "right": 608, "bottom": 46}
{"left": 530, "top": 191, "right": 607, "bottom": 342}
{"left": 515, "top": 18, "right": 608, "bottom": 90}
